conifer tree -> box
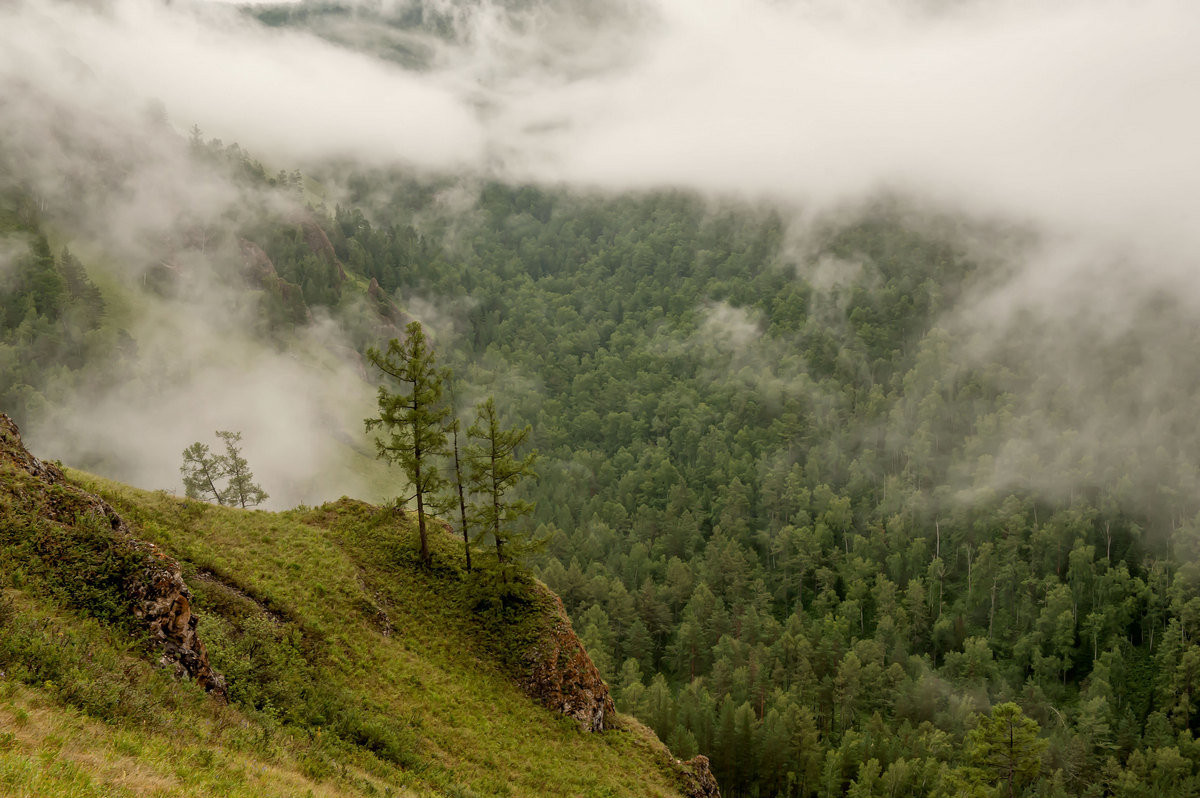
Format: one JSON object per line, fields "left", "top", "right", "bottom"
{"left": 465, "top": 397, "right": 538, "bottom": 567}
{"left": 967, "top": 702, "right": 1046, "bottom": 798}
{"left": 450, "top": 417, "right": 472, "bottom": 572}
{"left": 217, "top": 430, "right": 268, "bottom": 508}
{"left": 181, "top": 442, "right": 226, "bottom": 505}
{"left": 365, "top": 321, "right": 450, "bottom": 565}
{"left": 180, "top": 431, "right": 267, "bottom": 508}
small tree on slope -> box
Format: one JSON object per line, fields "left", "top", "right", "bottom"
{"left": 181, "top": 441, "right": 227, "bottom": 504}
{"left": 465, "top": 397, "right": 538, "bottom": 572}
{"left": 218, "top": 430, "right": 268, "bottom": 508}
{"left": 181, "top": 430, "right": 267, "bottom": 508}
{"left": 365, "top": 321, "right": 451, "bottom": 565}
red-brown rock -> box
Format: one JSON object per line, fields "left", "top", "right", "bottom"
{"left": 522, "top": 589, "right": 616, "bottom": 732}
{"left": 679, "top": 754, "right": 721, "bottom": 798}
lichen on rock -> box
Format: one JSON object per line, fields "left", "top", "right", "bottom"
{"left": 678, "top": 755, "right": 721, "bottom": 798}
{"left": 521, "top": 589, "right": 616, "bottom": 732}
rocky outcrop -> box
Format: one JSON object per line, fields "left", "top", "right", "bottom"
{"left": 522, "top": 589, "right": 616, "bottom": 732}
{"left": 238, "top": 238, "right": 312, "bottom": 325}
{"left": 299, "top": 218, "right": 348, "bottom": 283}
{"left": 237, "top": 238, "right": 278, "bottom": 284}
{"left": 367, "top": 277, "right": 409, "bottom": 325}
{"left": 678, "top": 755, "right": 721, "bottom": 798}
{"left": 128, "top": 556, "right": 227, "bottom": 695}
{"left": 0, "top": 413, "right": 226, "bottom": 698}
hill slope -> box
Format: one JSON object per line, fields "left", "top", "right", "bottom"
{"left": 0, "top": 413, "right": 717, "bottom": 797}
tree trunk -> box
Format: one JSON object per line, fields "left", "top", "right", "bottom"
{"left": 454, "top": 424, "right": 471, "bottom": 572}
{"left": 414, "top": 449, "right": 429, "bottom": 564}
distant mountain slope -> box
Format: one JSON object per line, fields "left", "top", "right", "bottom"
{"left": 0, "top": 413, "right": 717, "bottom": 797}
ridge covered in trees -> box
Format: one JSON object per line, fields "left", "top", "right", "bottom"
{"left": 322, "top": 176, "right": 1200, "bottom": 797}
{"left": 6, "top": 119, "right": 1200, "bottom": 795}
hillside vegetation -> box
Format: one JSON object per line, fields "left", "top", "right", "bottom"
{"left": 8, "top": 104, "right": 1200, "bottom": 796}
{"left": 0, "top": 414, "right": 704, "bottom": 797}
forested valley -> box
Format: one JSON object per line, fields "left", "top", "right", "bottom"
{"left": 6, "top": 108, "right": 1200, "bottom": 797}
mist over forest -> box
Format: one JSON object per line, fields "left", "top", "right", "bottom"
{"left": 4, "top": 0, "right": 1200, "bottom": 795}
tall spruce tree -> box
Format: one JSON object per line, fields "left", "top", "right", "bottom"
{"left": 365, "top": 321, "right": 450, "bottom": 565}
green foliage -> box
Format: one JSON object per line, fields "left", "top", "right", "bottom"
{"left": 180, "top": 430, "right": 268, "bottom": 507}
{"left": 966, "top": 703, "right": 1047, "bottom": 797}
{"left": 0, "top": 471, "right": 145, "bottom": 630}
{"left": 308, "top": 179, "right": 1200, "bottom": 796}
{"left": 365, "top": 320, "right": 452, "bottom": 564}
{"left": 181, "top": 441, "right": 226, "bottom": 504}
{"left": 17, "top": 126, "right": 1200, "bottom": 795}
{"left": 465, "top": 397, "right": 539, "bottom": 569}
{"left": 0, "top": 219, "right": 110, "bottom": 429}
{"left": 219, "top": 430, "right": 269, "bottom": 508}
{"left": 1, "top": 457, "right": 692, "bottom": 797}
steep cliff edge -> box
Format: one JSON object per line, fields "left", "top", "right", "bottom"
{"left": 0, "top": 422, "right": 716, "bottom": 796}
{"left": 0, "top": 413, "right": 226, "bottom": 697}
{"left": 522, "top": 589, "right": 616, "bottom": 732}
{"left": 519, "top": 593, "right": 719, "bottom": 792}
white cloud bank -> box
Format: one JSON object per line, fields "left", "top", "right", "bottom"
{"left": 497, "top": 0, "right": 1200, "bottom": 269}
{"left": 2, "top": 0, "right": 1199, "bottom": 505}
{"left": 4, "top": 0, "right": 1196, "bottom": 264}
{"left": 0, "top": 0, "right": 482, "bottom": 169}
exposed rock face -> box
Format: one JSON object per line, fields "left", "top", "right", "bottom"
{"left": 299, "top": 218, "right": 348, "bottom": 282}
{"left": 238, "top": 238, "right": 312, "bottom": 325}
{"left": 128, "top": 554, "right": 227, "bottom": 696}
{"left": 238, "top": 238, "right": 278, "bottom": 283}
{"left": 679, "top": 755, "right": 721, "bottom": 798}
{"left": 367, "top": 277, "right": 412, "bottom": 328}
{"left": 523, "top": 590, "right": 616, "bottom": 732}
{"left": 0, "top": 413, "right": 226, "bottom": 698}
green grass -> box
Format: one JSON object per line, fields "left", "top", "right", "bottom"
{"left": 0, "top": 461, "right": 686, "bottom": 797}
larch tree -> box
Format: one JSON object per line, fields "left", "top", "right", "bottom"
{"left": 218, "top": 430, "right": 268, "bottom": 508}
{"left": 180, "top": 430, "right": 266, "bottom": 508}
{"left": 967, "top": 702, "right": 1046, "bottom": 798}
{"left": 181, "top": 442, "right": 227, "bottom": 505}
{"left": 365, "top": 321, "right": 451, "bottom": 565}
{"left": 449, "top": 417, "right": 472, "bottom": 572}
{"left": 465, "top": 397, "right": 538, "bottom": 569}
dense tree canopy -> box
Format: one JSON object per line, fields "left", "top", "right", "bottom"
{"left": 10, "top": 127, "right": 1200, "bottom": 795}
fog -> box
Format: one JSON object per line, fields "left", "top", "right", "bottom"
{"left": 2, "top": 0, "right": 1198, "bottom": 506}
{"left": 12, "top": 0, "right": 1196, "bottom": 259}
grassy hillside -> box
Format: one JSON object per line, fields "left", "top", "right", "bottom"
{"left": 0, "top": 419, "right": 701, "bottom": 797}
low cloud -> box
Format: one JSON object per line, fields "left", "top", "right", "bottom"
{"left": 6, "top": 0, "right": 1196, "bottom": 270}
{"left": 27, "top": 278, "right": 388, "bottom": 508}
{"left": 4, "top": 0, "right": 1200, "bottom": 509}
{"left": 0, "top": 238, "right": 30, "bottom": 284}
{"left": 701, "top": 301, "right": 761, "bottom": 351}
{"left": 0, "top": 0, "right": 482, "bottom": 170}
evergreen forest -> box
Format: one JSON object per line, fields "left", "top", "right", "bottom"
{"left": 5, "top": 16, "right": 1200, "bottom": 793}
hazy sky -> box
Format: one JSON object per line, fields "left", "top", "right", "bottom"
{"left": 4, "top": 0, "right": 1196, "bottom": 263}
{"left": 3, "top": 0, "right": 1199, "bottom": 503}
